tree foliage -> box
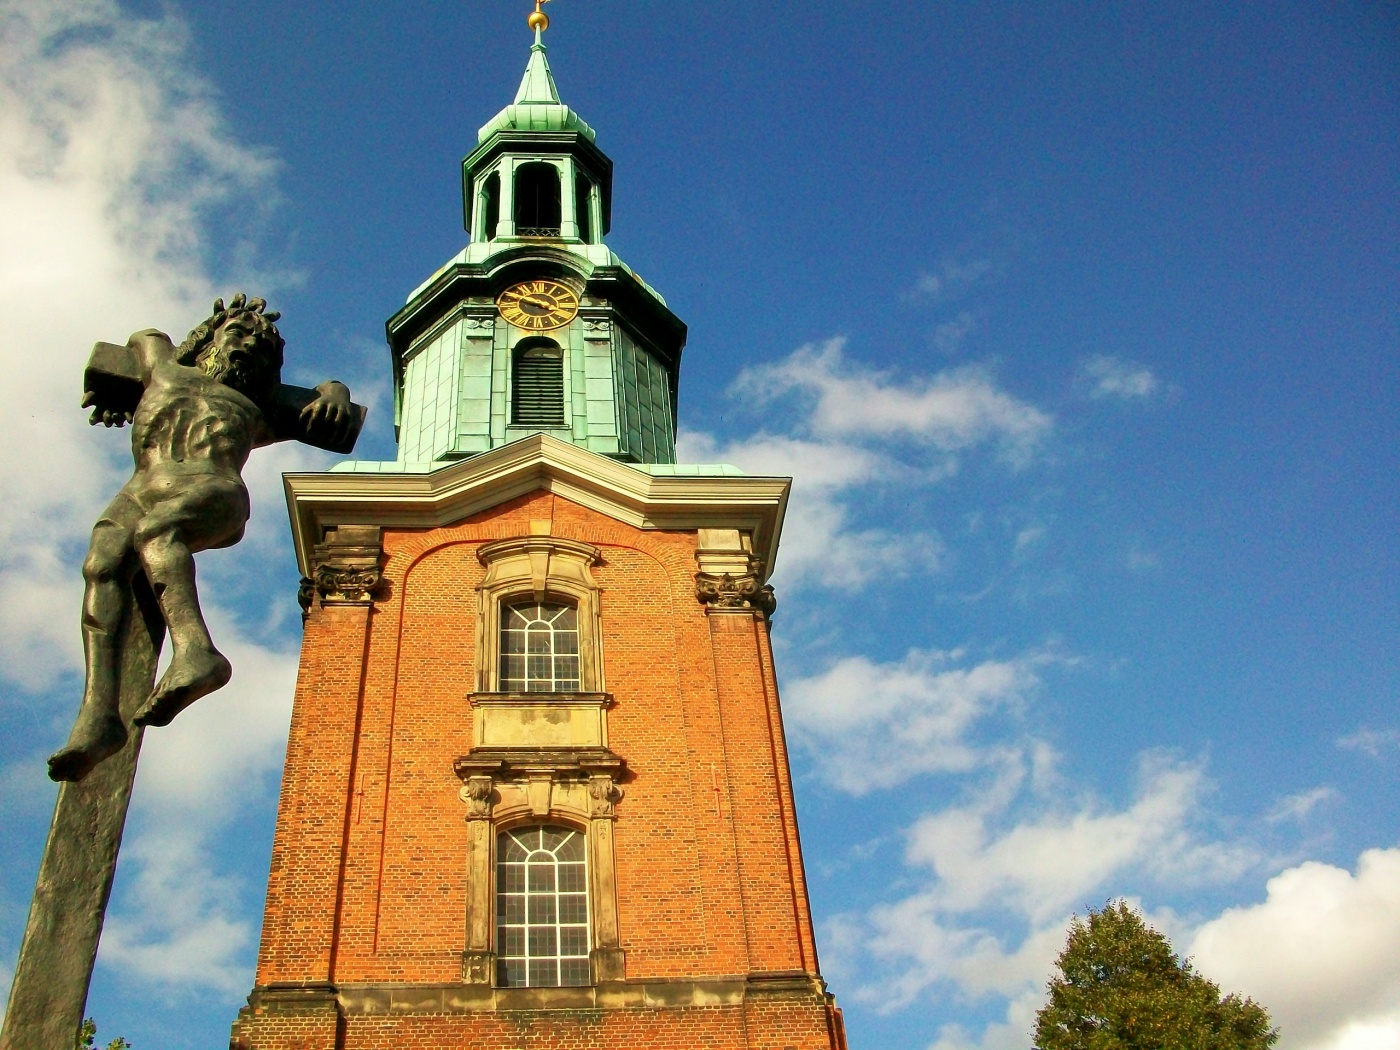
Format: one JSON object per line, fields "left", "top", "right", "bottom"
{"left": 77, "top": 1017, "right": 131, "bottom": 1050}
{"left": 1034, "top": 901, "right": 1277, "bottom": 1050}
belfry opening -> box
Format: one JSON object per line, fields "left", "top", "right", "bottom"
{"left": 229, "top": 8, "right": 847, "bottom": 1049}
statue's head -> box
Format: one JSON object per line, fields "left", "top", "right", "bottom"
{"left": 176, "top": 293, "right": 284, "bottom": 405}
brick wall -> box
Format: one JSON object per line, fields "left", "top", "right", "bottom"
{"left": 236, "top": 491, "right": 844, "bottom": 1048}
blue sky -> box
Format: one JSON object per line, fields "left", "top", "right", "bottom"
{"left": 0, "top": 1, "right": 1396, "bottom": 1048}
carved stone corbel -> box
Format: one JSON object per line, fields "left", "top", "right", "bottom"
{"left": 459, "top": 775, "right": 496, "bottom": 819}
{"left": 588, "top": 774, "right": 625, "bottom": 818}
{"left": 693, "top": 527, "right": 777, "bottom": 619}
{"left": 300, "top": 525, "right": 384, "bottom": 613}
{"left": 694, "top": 572, "right": 778, "bottom": 618}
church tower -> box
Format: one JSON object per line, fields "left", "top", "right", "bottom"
{"left": 231, "top": 11, "right": 846, "bottom": 1049}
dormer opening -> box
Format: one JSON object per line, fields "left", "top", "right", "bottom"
{"left": 512, "top": 340, "right": 566, "bottom": 426}
{"left": 574, "top": 175, "right": 593, "bottom": 244}
{"left": 514, "top": 162, "right": 562, "bottom": 237}
{"left": 481, "top": 171, "right": 501, "bottom": 241}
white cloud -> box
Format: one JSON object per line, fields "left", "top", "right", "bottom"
{"left": 1337, "top": 726, "right": 1400, "bottom": 758}
{"left": 0, "top": 0, "right": 278, "bottom": 694}
{"left": 679, "top": 428, "right": 944, "bottom": 589}
{"left": 904, "top": 754, "right": 1256, "bottom": 923}
{"left": 97, "top": 826, "right": 253, "bottom": 996}
{"left": 821, "top": 747, "right": 1263, "bottom": 1042}
{"left": 1191, "top": 847, "right": 1400, "bottom": 1050}
{"left": 0, "top": 0, "right": 304, "bottom": 1006}
{"left": 680, "top": 338, "right": 1053, "bottom": 591}
{"left": 783, "top": 649, "right": 1041, "bottom": 792}
{"left": 1079, "top": 355, "right": 1161, "bottom": 400}
{"left": 731, "top": 338, "right": 1051, "bottom": 460}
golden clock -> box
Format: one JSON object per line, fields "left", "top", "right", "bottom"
{"left": 496, "top": 280, "right": 580, "bottom": 332}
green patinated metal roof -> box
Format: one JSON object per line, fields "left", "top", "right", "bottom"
{"left": 478, "top": 30, "right": 595, "bottom": 142}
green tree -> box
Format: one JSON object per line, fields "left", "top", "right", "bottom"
{"left": 77, "top": 1017, "right": 131, "bottom": 1050}
{"left": 1034, "top": 901, "right": 1277, "bottom": 1050}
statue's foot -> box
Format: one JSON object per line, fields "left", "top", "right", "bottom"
{"left": 133, "top": 646, "right": 232, "bottom": 728}
{"left": 48, "top": 710, "right": 128, "bottom": 782}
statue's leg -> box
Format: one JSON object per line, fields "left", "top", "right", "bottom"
{"left": 48, "top": 514, "right": 139, "bottom": 782}
{"left": 129, "top": 479, "right": 244, "bottom": 727}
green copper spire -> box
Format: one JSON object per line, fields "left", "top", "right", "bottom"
{"left": 478, "top": 28, "right": 595, "bottom": 142}
{"left": 329, "top": 1, "right": 688, "bottom": 476}
{"left": 515, "top": 30, "right": 560, "bottom": 104}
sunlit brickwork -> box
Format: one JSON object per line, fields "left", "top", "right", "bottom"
{"left": 230, "top": 491, "right": 846, "bottom": 1049}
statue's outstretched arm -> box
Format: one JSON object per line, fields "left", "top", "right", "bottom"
{"left": 80, "top": 330, "right": 171, "bottom": 427}
{"left": 266, "top": 380, "right": 366, "bottom": 454}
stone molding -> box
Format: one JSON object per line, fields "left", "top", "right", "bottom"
{"left": 240, "top": 974, "right": 831, "bottom": 1016}
{"left": 298, "top": 525, "right": 384, "bottom": 614}
{"left": 283, "top": 433, "right": 790, "bottom": 580}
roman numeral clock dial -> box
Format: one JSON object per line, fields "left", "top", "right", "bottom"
{"left": 496, "top": 280, "right": 580, "bottom": 331}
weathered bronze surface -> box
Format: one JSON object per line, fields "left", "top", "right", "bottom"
{"left": 49, "top": 295, "right": 364, "bottom": 782}
{"left": 0, "top": 296, "right": 365, "bottom": 1050}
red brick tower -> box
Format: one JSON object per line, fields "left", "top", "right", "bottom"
{"left": 230, "top": 18, "right": 846, "bottom": 1050}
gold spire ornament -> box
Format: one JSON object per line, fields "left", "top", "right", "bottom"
{"left": 528, "top": 0, "right": 551, "bottom": 32}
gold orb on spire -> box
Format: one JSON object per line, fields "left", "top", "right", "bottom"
{"left": 528, "top": 0, "right": 551, "bottom": 32}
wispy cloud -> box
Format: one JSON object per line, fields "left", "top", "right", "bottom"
{"left": 1265, "top": 785, "right": 1339, "bottom": 825}
{"left": 1337, "top": 726, "right": 1400, "bottom": 758}
{"left": 915, "top": 255, "right": 998, "bottom": 302}
{"left": 733, "top": 338, "right": 1051, "bottom": 459}
{"left": 1078, "top": 355, "right": 1162, "bottom": 401}
{"left": 783, "top": 648, "right": 1043, "bottom": 793}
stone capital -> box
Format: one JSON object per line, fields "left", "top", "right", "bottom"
{"left": 301, "top": 525, "right": 384, "bottom": 612}
{"left": 694, "top": 571, "right": 777, "bottom": 619}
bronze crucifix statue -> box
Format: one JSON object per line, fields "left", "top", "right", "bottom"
{"left": 49, "top": 293, "right": 364, "bottom": 781}
{"left": 0, "top": 295, "right": 364, "bottom": 1050}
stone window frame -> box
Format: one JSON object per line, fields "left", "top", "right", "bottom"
{"left": 474, "top": 532, "right": 605, "bottom": 694}
{"left": 458, "top": 762, "right": 626, "bottom": 987}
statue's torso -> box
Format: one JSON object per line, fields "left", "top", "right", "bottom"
{"left": 131, "top": 360, "right": 268, "bottom": 477}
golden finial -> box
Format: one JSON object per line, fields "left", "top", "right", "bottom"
{"left": 528, "top": 0, "right": 551, "bottom": 32}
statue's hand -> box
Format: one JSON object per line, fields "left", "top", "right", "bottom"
{"left": 80, "top": 391, "right": 132, "bottom": 428}
{"left": 299, "top": 381, "right": 353, "bottom": 445}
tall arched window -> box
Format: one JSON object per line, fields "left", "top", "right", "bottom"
{"left": 500, "top": 601, "right": 580, "bottom": 692}
{"left": 497, "top": 825, "right": 590, "bottom": 988}
{"left": 512, "top": 342, "right": 566, "bottom": 426}
{"left": 514, "top": 162, "right": 561, "bottom": 236}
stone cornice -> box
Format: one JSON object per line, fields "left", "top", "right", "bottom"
{"left": 283, "top": 435, "right": 790, "bottom": 579}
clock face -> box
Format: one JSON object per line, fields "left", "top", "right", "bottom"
{"left": 496, "top": 280, "right": 580, "bottom": 332}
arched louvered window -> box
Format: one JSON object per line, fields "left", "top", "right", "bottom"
{"left": 514, "top": 162, "right": 562, "bottom": 237}
{"left": 512, "top": 342, "right": 566, "bottom": 426}
{"left": 497, "top": 825, "right": 590, "bottom": 988}
{"left": 500, "top": 601, "right": 580, "bottom": 692}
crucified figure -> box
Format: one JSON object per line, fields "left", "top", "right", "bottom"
{"left": 47, "top": 294, "right": 364, "bottom": 782}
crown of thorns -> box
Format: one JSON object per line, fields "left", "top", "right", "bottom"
{"left": 175, "top": 293, "right": 285, "bottom": 368}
